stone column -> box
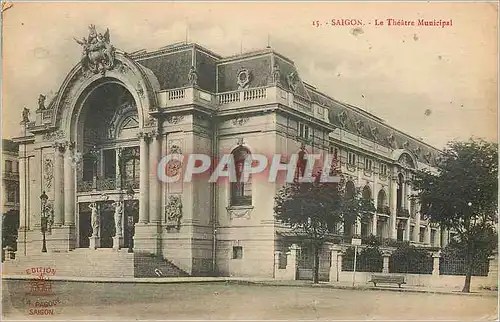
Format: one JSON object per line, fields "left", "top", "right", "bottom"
{"left": 404, "top": 219, "right": 411, "bottom": 241}
{"left": 138, "top": 132, "right": 150, "bottom": 224}
{"left": 425, "top": 226, "right": 431, "bottom": 245}
{"left": 18, "top": 145, "right": 27, "bottom": 230}
{"left": 432, "top": 251, "right": 441, "bottom": 276}
{"left": 30, "top": 148, "right": 42, "bottom": 230}
{"left": 382, "top": 249, "right": 392, "bottom": 273}
{"left": 414, "top": 203, "right": 421, "bottom": 242}
{"left": 115, "top": 148, "right": 122, "bottom": 189}
{"left": 64, "top": 142, "right": 76, "bottom": 226}
{"left": 390, "top": 176, "right": 398, "bottom": 239}
{"left": 436, "top": 228, "right": 442, "bottom": 248}
{"left": 442, "top": 228, "right": 449, "bottom": 248}
{"left": 372, "top": 214, "right": 378, "bottom": 236}
{"left": 372, "top": 186, "right": 378, "bottom": 236}
{"left": 53, "top": 142, "right": 65, "bottom": 226}
{"left": 149, "top": 131, "right": 161, "bottom": 224}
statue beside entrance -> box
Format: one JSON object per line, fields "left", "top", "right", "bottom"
{"left": 112, "top": 200, "right": 124, "bottom": 250}
{"left": 89, "top": 202, "right": 100, "bottom": 249}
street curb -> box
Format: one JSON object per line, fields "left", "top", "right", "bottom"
{"left": 232, "top": 280, "right": 498, "bottom": 297}
{"left": 1, "top": 275, "right": 235, "bottom": 284}
{"left": 3, "top": 275, "right": 496, "bottom": 297}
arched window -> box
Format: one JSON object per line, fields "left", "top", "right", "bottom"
{"left": 362, "top": 185, "right": 371, "bottom": 200}
{"left": 345, "top": 181, "right": 355, "bottom": 199}
{"left": 397, "top": 173, "right": 404, "bottom": 209}
{"left": 377, "top": 189, "right": 387, "bottom": 211}
{"left": 295, "top": 149, "right": 307, "bottom": 180}
{"left": 230, "top": 146, "right": 252, "bottom": 206}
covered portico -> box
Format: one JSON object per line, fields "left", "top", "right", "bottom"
{"left": 14, "top": 50, "right": 164, "bottom": 255}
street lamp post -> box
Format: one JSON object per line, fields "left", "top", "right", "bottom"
{"left": 126, "top": 186, "right": 135, "bottom": 253}
{"left": 40, "top": 191, "right": 48, "bottom": 253}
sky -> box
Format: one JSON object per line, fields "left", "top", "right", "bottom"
{"left": 2, "top": 2, "right": 498, "bottom": 149}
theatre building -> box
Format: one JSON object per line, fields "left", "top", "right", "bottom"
{"left": 4, "top": 26, "right": 448, "bottom": 279}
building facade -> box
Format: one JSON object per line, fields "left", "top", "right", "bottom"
{"left": 5, "top": 26, "right": 449, "bottom": 278}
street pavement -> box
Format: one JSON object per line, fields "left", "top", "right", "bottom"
{"left": 2, "top": 279, "right": 497, "bottom": 320}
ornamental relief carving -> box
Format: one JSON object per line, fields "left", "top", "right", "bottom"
{"left": 231, "top": 117, "right": 249, "bottom": 126}
{"left": 227, "top": 206, "right": 253, "bottom": 220}
{"left": 237, "top": 68, "right": 252, "bottom": 89}
{"left": 43, "top": 130, "right": 65, "bottom": 142}
{"left": 44, "top": 157, "right": 54, "bottom": 189}
{"left": 166, "top": 115, "right": 184, "bottom": 124}
{"left": 165, "top": 195, "right": 183, "bottom": 230}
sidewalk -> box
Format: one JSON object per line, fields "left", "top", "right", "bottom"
{"left": 2, "top": 274, "right": 497, "bottom": 297}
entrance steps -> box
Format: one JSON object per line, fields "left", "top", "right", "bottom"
{"left": 2, "top": 249, "right": 190, "bottom": 278}
{"left": 133, "top": 252, "right": 190, "bottom": 278}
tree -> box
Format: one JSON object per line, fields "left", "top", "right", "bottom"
{"left": 412, "top": 139, "right": 498, "bottom": 292}
{"left": 274, "top": 163, "right": 375, "bottom": 283}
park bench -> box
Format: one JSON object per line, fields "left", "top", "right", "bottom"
{"left": 369, "top": 274, "right": 406, "bottom": 288}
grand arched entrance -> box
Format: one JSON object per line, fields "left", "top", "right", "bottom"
{"left": 75, "top": 81, "right": 140, "bottom": 250}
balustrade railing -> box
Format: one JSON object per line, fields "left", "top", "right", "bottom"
{"left": 168, "top": 88, "right": 185, "bottom": 100}
{"left": 77, "top": 180, "right": 94, "bottom": 192}
{"left": 243, "top": 88, "right": 266, "bottom": 101}
{"left": 218, "top": 91, "right": 240, "bottom": 105}
{"left": 97, "top": 178, "right": 116, "bottom": 191}
{"left": 122, "top": 178, "right": 140, "bottom": 189}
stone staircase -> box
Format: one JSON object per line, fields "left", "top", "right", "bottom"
{"left": 2, "top": 249, "right": 190, "bottom": 278}
{"left": 133, "top": 252, "right": 190, "bottom": 278}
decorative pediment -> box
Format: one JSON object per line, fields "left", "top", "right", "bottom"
{"left": 122, "top": 116, "right": 139, "bottom": 129}
{"left": 398, "top": 153, "right": 415, "bottom": 169}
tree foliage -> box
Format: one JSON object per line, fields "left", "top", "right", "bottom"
{"left": 274, "top": 165, "right": 375, "bottom": 283}
{"left": 411, "top": 138, "right": 498, "bottom": 291}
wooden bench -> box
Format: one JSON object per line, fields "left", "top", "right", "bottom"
{"left": 369, "top": 274, "right": 406, "bottom": 288}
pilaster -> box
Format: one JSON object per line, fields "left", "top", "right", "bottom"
{"left": 64, "top": 141, "right": 76, "bottom": 226}
{"left": 53, "top": 142, "right": 65, "bottom": 226}
{"left": 390, "top": 175, "right": 397, "bottom": 239}
{"left": 149, "top": 130, "right": 162, "bottom": 224}
{"left": 138, "top": 132, "right": 150, "bottom": 224}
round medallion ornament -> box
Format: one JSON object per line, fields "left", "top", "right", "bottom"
{"left": 237, "top": 68, "right": 251, "bottom": 89}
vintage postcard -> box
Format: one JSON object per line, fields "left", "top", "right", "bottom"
{"left": 1, "top": 1, "right": 498, "bottom": 320}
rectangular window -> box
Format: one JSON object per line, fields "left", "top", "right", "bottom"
{"left": 419, "top": 227, "right": 425, "bottom": 243}
{"left": 380, "top": 163, "right": 388, "bottom": 176}
{"left": 364, "top": 158, "right": 373, "bottom": 171}
{"left": 232, "top": 246, "right": 243, "bottom": 259}
{"left": 298, "top": 122, "right": 310, "bottom": 140}
{"left": 410, "top": 226, "right": 415, "bottom": 241}
{"left": 431, "top": 229, "right": 436, "bottom": 246}
{"left": 5, "top": 160, "right": 12, "bottom": 173}
{"left": 103, "top": 149, "right": 116, "bottom": 179}
{"left": 6, "top": 185, "right": 16, "bottom": 202}
{"left": 347, "top": 152, "right": 356, "bottom": 165}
